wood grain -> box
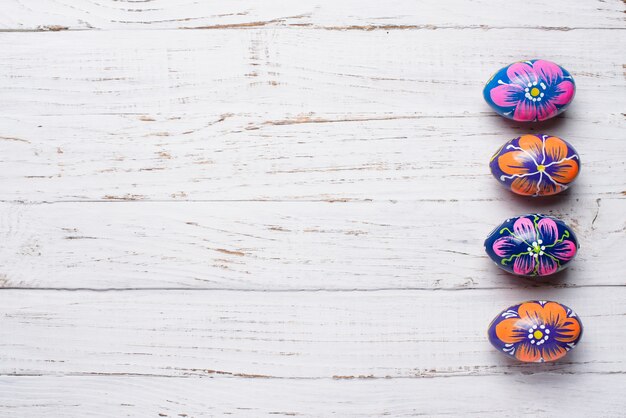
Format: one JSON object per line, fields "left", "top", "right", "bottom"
{"left": 0, "top": 29, "right": 624, "bottom": 203}
{"left": 1, "top": 288, "right": 624, "bottom": 378}
{"left": 0, "top": 199, "right": 623, "bottom": 289}
{"left": 2, "top": 374, "right": 625, "bottom": 417}
{"left": 1, "top": 2, "right": 625, "bottom": 416}
{"left": 0, "top": 29, "right": 622, "bottom": 116}
{"left": 0, "top": 0, "right": 624, "bottom": 31}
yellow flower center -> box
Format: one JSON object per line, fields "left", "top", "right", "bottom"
{"left": 537, "top": 164, "right": 545, "bottom": 172}
{"left": 530, "top": 87, "right": 540, "bottom": 97}
{"left": 533, "top": 330, "right": 544, "bottom": 340}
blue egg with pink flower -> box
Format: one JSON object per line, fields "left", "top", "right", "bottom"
{"left": 483, "top": 59, "right": 575, "bottom": 122}
{"left": 485, "top": 214, "right": 579, "bottom": 277}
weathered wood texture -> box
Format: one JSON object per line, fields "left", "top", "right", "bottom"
{"left": 0, "top": 199, "right": 622, "bottom": 289}
{"left": 1, "top": 288, "right": 624, "bottom": 378}
{"left": 0, "top": 30, "right": 624, "bottom": 203}
{"left": 2, "top": 374, "right": 625, "bottom": 417}
{"left": 0, "top": 0, "right": 624, "bottom": 30}
{"left": 0, "top": 1, "right": 625, "bottom": 416}
{"left": 1, "top": 288, "right": 625, "bottom": 417}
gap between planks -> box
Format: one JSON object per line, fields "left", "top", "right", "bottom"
{"left": 4, "top": 368, "right": 626, "bottom": 379}
{"left": 1, "top": 284, "right": 625, "bottom": 292}
{"left": 2, "top": 25, "right": 626, "bottom": 33}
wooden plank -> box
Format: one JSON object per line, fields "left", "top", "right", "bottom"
{"left": 0, "top": 288, "right": 623, "bottom": 379}
{"left": 1, "top": 112, "right": 623, "bottom": 203}
{"left": 0, "top": 0, "right": 623, "bottom": 31}
{"left": 1, "top": 111, "right": 624, "bottom": 203}
{"left": 1, "top": 374, "right": 625, "bottom": 417}
{"left": 0, "top": 29, "right": 623, "bottom": 117}
{"left": 1, "top": 6, "right": 624, "bottom": 417}
{"left": 0, "top": 288, "right": 624, "bottom": 379}
{"left": 0, "top": 199, "right": 623, "bottom": 289}
{"left": 0, "top": 29, "right": 624, "bottom": 203}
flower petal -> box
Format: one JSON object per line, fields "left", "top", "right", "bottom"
{"left": 537, "top": 217, "right": 558, "bottom": 245}
{"left": 513, "top": 253, "right": 536, "bottom": 276}
{"left": 532, "top": 60, "right": 564, "bottom": 86}
{"left": 495, "top": 318, "right": 526, "bottom": 344}
{"left": 513, "top": 216, "right": 537, "bottom": 242}
{"left": 518, "top": 134, "right": 544, "bottom": 162}
{"left": 511, "top": 175, "right": 541, "bottom": 196}
{"left": 515, "top": 343, "right": 541, "bottom": 362}
{"left": 538, "top": 255, "right": 559, "bottom": 276}
{"left": 544, "top": 136, "right": 569, "bottom": 162}
{"left": 542, "top": 302, "right": 568, "bottom": 326}
{"left": 506, "top": 62, "right": 538, "bottom": 86}
{"left": 490, "top": 84, "right": 523, "bottom": 107}
{"left": 541, "top": 345, "right": 567, "bottom": 362}
{"left": 551, "top": 80, "right": 575, "bottom": 105}
{"left": 513, "top": 100, "right": 537, "bottom": 122}
{"left": 548, "top": 240, "right": 577, "bottom": 262}
{"left": 518, "top": 302, "right": 544, "bottom": 322}
{"left": 497, "top": 151, "right": 534, "bottom": 176}
{"left": 554, "top": 317, "right": 582, "bottom": 343}
{"left": 546, "top": 159, "right": 578, "bottom": 184}
{"left": 492, "top": 235, "right": 524, "bottom": 257}
{"left": 537, "top": 101, "right": 558, "bottom": 121}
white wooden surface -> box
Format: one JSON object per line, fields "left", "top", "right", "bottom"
{"left": 0, "top": 1, "right": 625, "bottom": 416}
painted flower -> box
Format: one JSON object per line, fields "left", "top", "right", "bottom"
{"left": 489, "top": 60, "right": 575, "bottom": 121}
{"left": 491, "top": 301, "right": 582, "bottom": 362}
{"left": 491, "top": 215, "right": 577, "bottom": 276}
{"left": 492, "top": 134, "right": 580, "bottom": 196}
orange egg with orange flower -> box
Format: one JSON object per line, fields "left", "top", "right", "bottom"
{"left": 490, "top": 134, "right": 580, "bottom": 197}
{"left": 488, "top": 300, "right": 583, "bottom": 362}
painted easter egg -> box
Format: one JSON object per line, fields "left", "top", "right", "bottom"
{"left": 488, "top": 300, "right": 583, "bottom": 362}
{"left": 484, "top": 214, "right": 578, "bottom": 277}
{"left": 490, "top": 134, "right": 580, "bottom": 197}
{"left": 483, "top": 59, "right": 575, "bottom": 122}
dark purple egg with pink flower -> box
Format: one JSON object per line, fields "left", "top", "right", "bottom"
{"left": 483, "top": 59, "right": 575, "bottom": 122}
{"left": 485, "top": 214, "right": 579, "bottom": 277}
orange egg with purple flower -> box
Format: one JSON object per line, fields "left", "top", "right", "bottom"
{"left": 490, "top": 134, "right": 580, "bottom": 197}
{"left": 488, "top": 300, "right": 583, "bottom": 362}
